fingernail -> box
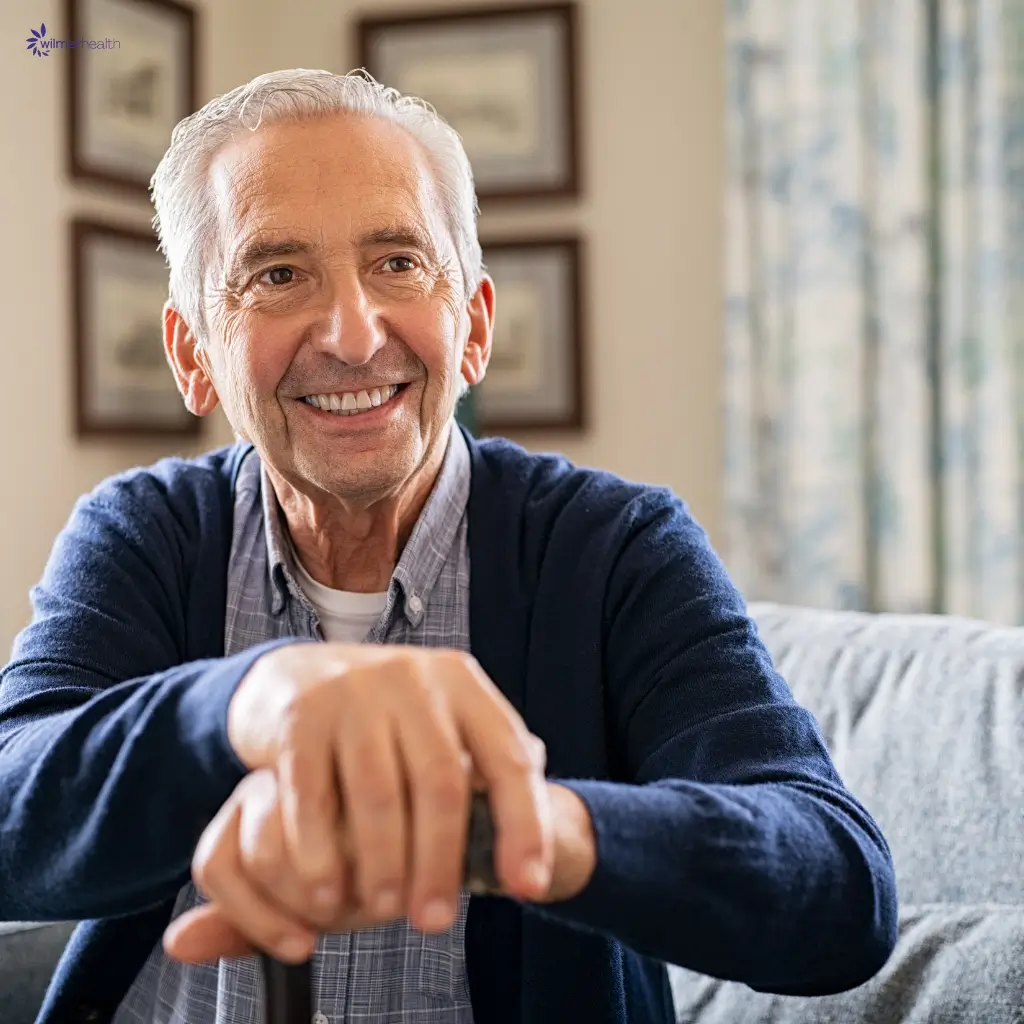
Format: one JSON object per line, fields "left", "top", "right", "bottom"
{"left": 420, "top": 899, "right": 453, "bottom": 931}
{"left": 374, "top": 887, "right": 400, "bottom": 917}
{"left": 523, "top": 859, "right": 550, "bottom": 894}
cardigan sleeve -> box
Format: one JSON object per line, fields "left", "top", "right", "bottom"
{"left": 0, "top": 465, "right": 292, "bottom": 922}
{"left": 539, "top": 490, "right": 899, "bottom": 996}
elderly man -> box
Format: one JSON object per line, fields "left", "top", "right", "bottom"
{"left": 0, "top": 70, "right": 896, "bottom": 1024}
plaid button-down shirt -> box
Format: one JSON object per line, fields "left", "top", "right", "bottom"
{"left": 115, "top": 425, "right": 475, "bottom": 1024}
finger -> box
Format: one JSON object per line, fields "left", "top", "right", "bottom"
{"left": 238, "top": 769, "right": 344, "bottom": 929}
{"left": 337, "top": 710, "right": 407, "bottom": 920}
{"left": 277, "top": 732, "right": 346, "bottom": 902}
{"left": 163, "top": 904, "right": 256, "bottom": 963}
{"left": 453, "top": 669, "right": 552, "bottom": 899}
{"left": 191, "top": 787, "right": 317, "bottom": 964}
{"left": 393, "top": 690, "right": 469, "bottom": 933}
{"left": 323, "top": 856, "right": 393, "bottom": 933}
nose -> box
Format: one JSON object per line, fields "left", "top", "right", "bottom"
{"left": 313, "top": 273, "right": 387, "bottom": 366}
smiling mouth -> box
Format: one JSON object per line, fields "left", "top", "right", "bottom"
{"left": 301, "top": 383, "right": 408, "bottom": 416}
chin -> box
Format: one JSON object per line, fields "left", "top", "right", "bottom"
{"left": 296, "top": 448, "right": 418, "bottom": 499}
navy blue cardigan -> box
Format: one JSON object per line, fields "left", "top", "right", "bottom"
{"left": 0, "top": 432, "right": 897, "bottom": 1024}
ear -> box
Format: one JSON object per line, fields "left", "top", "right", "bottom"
{"left": 461, "top": 274, "right": 495, "bottom": 387}
{"left": 164, "top": 303, "right": 219, "bottom": 417}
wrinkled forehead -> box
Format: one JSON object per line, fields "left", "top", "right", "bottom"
{"left": 207, "top": 113, "right": 453, "bottom": 268}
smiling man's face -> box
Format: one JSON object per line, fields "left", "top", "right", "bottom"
{"left": 180, "top": 112, "right": 491, "bottom": 503}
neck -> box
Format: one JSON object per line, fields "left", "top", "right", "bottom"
{"left": 268, "top": 426, "right": 451, "bottom": 592}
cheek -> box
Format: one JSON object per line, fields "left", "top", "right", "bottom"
{"left": 221, "top": 315, "right": 291, "bottom": 400}
{"left": 405, "top": 302, "right": 462, "bottom": 385}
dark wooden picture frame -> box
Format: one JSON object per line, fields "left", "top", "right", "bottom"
{"left": 475, "top": 236, "right": 586, "bottom": 432}
{"left": 357, "top": 3, "right": 580, "bottom": 201}
{"left": 66, "top": 0, "right": 198, "bottom": 194}
{"left": 72, "top": 218, "right": 199, "bottom": 438}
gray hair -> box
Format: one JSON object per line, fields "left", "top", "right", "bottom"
{"left": 149, "top": 68, "right": 484, "bottom": 347}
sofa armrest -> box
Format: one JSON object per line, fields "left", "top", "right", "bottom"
{"left": 0, "top": 921, "right": 76, "bottom": 1024}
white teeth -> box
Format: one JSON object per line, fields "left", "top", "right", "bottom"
{"left": 304, "top": 384, "right": 400, "bottom": 415}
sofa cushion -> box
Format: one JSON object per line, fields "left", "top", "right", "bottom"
{"left": 0, "top": 921, "right": 75, "bottom": 1024}
{"left": 670, "top": 903, "right": 1024, "bottom": 1024}
{"left": 748, "top": 603, "right": 1024, "bottom": 906}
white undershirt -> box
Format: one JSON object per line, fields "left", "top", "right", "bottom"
{"left": 288, "top": 546, "right": 389, "bottom": 643}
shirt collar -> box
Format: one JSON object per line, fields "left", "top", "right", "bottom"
{"left": 261, "top": 424, "right": 470, "bottom": 624}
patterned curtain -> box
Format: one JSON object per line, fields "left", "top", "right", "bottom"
{"left": 725, "top": 0, "right": 1024, "bottom": 623}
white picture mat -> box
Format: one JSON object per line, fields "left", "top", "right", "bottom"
{"left": 78, "top": 0, "right": 189, "bottom": 178}
{"left": 399, "top": 51, "right": 540, "bottom": 160}
{"left": 83, "top": 235, "right": 186, "bottom": 423}
{"left": 367, "top": 12, "right": 569, "bottom": 190}
{"left": 476, "top": 246, "right": 576, "bottom": 422}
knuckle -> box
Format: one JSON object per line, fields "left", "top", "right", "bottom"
{"left": 443, "top": 650, "right": 481, "bottom": 683}
{"left": 280, "top": 755, "right": 333, "bottom": 814}
{"left": 243, "top": 842, "right": 281, "bottom": 882}
{"left": 403, "top": 659, "right": 436, "bottom": 694}
{"left": 502, "top": 741, "right": 537, "bottom": 774}
{"left": 278, "top": 681, "right": 335, "bottom": 735}
{"left": 442, "top": 648, "right": 475, "bottom": 669}
{"left": 277, "top": 702, "right": 310, "bottom": 748}
{"left": 528, "top": 735, "right": 547, "bottom": 769}
{"left": 419, "top": 763, "right": 468, "bottom": 813}
{"left": 300, "top": 780, "right": 338, "bottom": 823}
{"left": 278, "top": 671, "right": 315, "bottom": 712}
{"left": 400, "top": 670, "right": 450, "bottom": 720}
{"left": 358, "top": 774, "right": 400, "bottom": 817}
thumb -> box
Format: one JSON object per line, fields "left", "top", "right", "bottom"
{"left": 163, "top": 903, "right": 256, "bottom": 964}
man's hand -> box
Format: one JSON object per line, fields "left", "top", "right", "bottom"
{"left": 164, "top": 767, "right": 596, "bottom": 965}
{"left": 201, "top": 643, "right": 558, "bottom": 958}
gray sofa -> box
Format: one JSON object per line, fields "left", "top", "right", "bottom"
{"left": 671, "top": 603, "right": 1024, "bottom": 1022}
{"left": 4, "top": 603, "right": 1023, "bottom": 1022}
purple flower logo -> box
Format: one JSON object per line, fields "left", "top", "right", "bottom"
{"left": 26, "top": 23, "right": 48, "bottom": 56}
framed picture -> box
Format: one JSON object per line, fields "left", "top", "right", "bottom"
{"left": 66, "top": 0, "right": 198, "bottom": 194}
{"left": 475, "top": 237, "right": 585, "bottom": 432}
{"left": 71, "top": 219, "right": 198, "bottom": 437}
{"left": 358, "top": 3, "right": 579, "bottom": 200}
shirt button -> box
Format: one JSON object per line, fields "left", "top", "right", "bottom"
{"left": 313, "top": 1013, "right": 328, "bottom": 1024}
{"left": 407, "top": 593, "right": 423, "bottom": 616}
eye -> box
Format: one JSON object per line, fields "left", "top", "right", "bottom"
{"left": 383, "top": 255, "right": 417, "bottom": 273}
{"left": 259, "top": 266, "right": 295, "bottom": 286}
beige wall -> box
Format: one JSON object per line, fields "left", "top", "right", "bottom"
{"left": 0, "top": 0, "right": 724, "bottom": 656}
